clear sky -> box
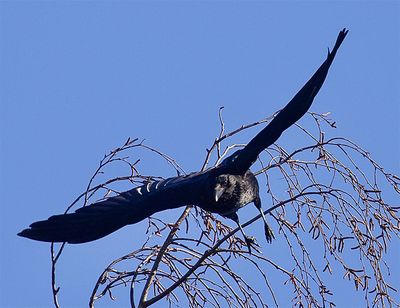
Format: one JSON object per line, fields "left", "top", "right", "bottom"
{"left": 1, "top": 2, "right": 399, "bottom": 307}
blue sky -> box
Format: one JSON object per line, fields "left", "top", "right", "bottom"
{"left": 1, "top": 2, "right": 399, "bottom": 307}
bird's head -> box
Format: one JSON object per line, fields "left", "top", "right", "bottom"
{"left": 214, "top": 174, "right": 238, "bottom": 202}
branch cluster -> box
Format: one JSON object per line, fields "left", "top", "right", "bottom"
{"left": 50, "top": 111, "right": 399, "bottom": 307}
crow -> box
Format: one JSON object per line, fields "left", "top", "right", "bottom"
{"left": 18, "top": 29, "right": 348, "bottom": 250}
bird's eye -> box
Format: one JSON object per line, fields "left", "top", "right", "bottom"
{"left": 217, "top": 176, "right": 228, "bottom": 185}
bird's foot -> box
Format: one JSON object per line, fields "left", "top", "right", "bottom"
{"left": 244, "top": 235, "right": 260, "bottom": 254}
{"left": 264, "top": 223, "right": 275, "bottom": 244}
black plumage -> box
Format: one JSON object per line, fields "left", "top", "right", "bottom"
{"left": 18, "top": 29, "right": 348, "bottom": 248}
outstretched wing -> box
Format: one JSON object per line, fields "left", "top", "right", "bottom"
{"left": 18, "top": 29, "right": 348, "bottom": 244}
{"left": 224, "top": 28, "right": 348, "bottom": 175}
{"left": 18, "top": 172, "right": 208, "bottom": 243}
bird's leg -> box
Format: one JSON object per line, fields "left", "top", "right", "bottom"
{"left": 228, "top": 212, "right": 258, "bottom": 253}
{"left": 254, "top": 197, "right": 275, "bottom": 243}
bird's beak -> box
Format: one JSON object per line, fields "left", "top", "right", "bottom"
{"left": 214, "top": 184, "right": 225, "bottom": 202}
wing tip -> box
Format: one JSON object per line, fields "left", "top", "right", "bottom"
{"left": 333, "top": 28, "right": 349, "bottom": 52}
{"left": 17, "top": 228, "right": 36, "bottom": 240}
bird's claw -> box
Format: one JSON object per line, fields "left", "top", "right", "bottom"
{"left": 264, "top": 224, "right": 275, "bottom": 244}
{"left": 244, "top": 235, "right": 259, "bottom": 253}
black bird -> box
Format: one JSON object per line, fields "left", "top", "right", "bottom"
{"left": 18, "top": 29, "right": 348, "bottom": 249}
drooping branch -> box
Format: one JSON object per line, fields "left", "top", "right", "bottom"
{"left": 49, "top": 111, "right": 399, "bottom": 308}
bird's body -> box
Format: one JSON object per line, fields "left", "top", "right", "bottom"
{"left": 18, "top": 29, "right": 348, "bottom": 247}
{"left": 199, "top": 170, "right": 259, "bottom": 217}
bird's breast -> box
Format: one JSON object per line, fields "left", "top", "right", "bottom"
{"left": 197, "top": 171, "right": 259, "bottom": 218}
